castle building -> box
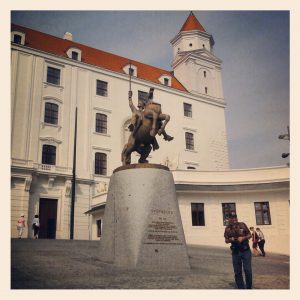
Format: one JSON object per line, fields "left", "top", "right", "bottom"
{"left": 11, "top": 12, "right": 289, "bottom": 254}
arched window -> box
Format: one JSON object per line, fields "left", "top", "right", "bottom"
{"left": 95, "top": 153, "right": 107, "bottom": 175}
{"left": 42, "top": 145, "right": 56, "bottom": 165}
{"left": 205, "top": 87, "right": 208, "bottom": 94}
{"left": 203, "top": 71, "right": 206, "bottom": 78}
{"left": 96, "top": 113, "right": 107, "bottom": 134}
{"left": 44, "top": 102, "right": 58, "bottom": 125}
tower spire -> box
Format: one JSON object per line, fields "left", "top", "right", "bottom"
{"left": 180, "top": 11, "right": 206, "bottom": 32}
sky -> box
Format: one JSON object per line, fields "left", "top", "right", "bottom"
{"left": 11, "top": 10, "right": 290, "bottom": 169}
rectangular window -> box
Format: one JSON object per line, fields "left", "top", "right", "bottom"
{"left": 71, "top": 51, "right": 78, "bottom": 60}
{"left": 47, "top": 67, "right": 61, "bottom": 85}
{"left": 184, "top": 103, "right": 192, "bottom": 118}
{"left": 222, "top": 203, "right": 236, "bottom": 226}
{"left": 42, "top": 145, "right": 56, "bottom": 165}
{"left": 95, "top": 153, "right": 107, "bottom": 175}
{"left": 191, "top": 203, "right": 205, "bottom": 226}
{"left": 96, "top": 80, "right": 108, "bottom": 97}
{"left": 138, "top": 90, "right": 148, "bottom": 102}
{"left": 185, "top": 132, "right": 194, "bottom": 150}
{"left": 254, "top": 202, "right": 271, "bottom": 225}
{"left": 95, "top": 113, "right": 107, "bottom": 134}
{"left": 96, "top": 219, "right": 102, "bottom": 237}
{"left": 164, "top": 78, "right": 169, "bottom": 86}
{"left": 44, "top": 102, "right": 58, "bottom": 125}
{"left": 13, "top": 34, "right": 22, "bottom": 44}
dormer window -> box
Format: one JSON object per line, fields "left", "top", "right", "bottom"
{"left": 13, "top": 34, "right": 22, "bottom": 44}
{"left": 11, "top": 31, "right": 25, "bottom": 45}
{"left": 129, "top": 67, "right": 134, "bottom": 76}
{"left": 158, "top": 74, "right": 172, "bottom": 87}
{"left": 66, "top": 47, "right": 82, "bottom": 61}
{"left": 123, "top": 64, "right": 137, "bottom": 77}
{"left": 71, "top": 51, "right": 78, "bottom": 60}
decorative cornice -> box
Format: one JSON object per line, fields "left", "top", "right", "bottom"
{"left": 40, "top": 136, "right": 62, "bottom": 144}
{"left": 175, "top": 181, "right": 290, "bottom": 192}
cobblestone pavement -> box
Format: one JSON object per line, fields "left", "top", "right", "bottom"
{"left": 11, "top": 239, "right": 289, "bottom": 289}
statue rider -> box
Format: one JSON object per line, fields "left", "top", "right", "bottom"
{"left": 128, "top": 88, "right": 173, "bottom": 142}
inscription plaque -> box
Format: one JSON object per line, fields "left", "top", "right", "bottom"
{"left": 144, "top": 209, "right": 183, "bottom": 245}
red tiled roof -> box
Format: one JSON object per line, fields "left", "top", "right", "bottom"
{"left": 11, "top": 24, "right": 187, "bottom": 92}
{"left": 180, "top": 12, "right": 206, "bottom": 33}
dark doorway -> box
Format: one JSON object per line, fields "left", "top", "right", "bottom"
{"left": 39, "top": 198, "right": 58, "bottom": 239}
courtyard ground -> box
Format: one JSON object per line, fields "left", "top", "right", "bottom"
{"left": 11, "top": 239, "right": 289, "bottom": 289}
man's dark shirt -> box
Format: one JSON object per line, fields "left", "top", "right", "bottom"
{"left": 224, "top": 222, "right": 250, "bottom": 249}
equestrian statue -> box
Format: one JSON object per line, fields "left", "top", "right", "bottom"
{"left": 121, "top": 87, "right": 173, "bottom": 165}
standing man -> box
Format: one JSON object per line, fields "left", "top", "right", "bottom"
{"left": 256, "top": 228, "right": 266, "bottom": 256}
{"left": 224, "top": 212, "right": 253, "bottom": 289}
{"left": 32, "top": 214, "right": 40, "bottom": 239}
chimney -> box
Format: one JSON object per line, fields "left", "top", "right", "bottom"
{"left": 63, "top": 32, "right": 73, "bottom": 41}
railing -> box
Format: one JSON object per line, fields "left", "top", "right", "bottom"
{"left": 34, "top": 163, "right": 72, "bottom": 174}
{"left": 11, "top": 159, "right": 72, "bottom": 175}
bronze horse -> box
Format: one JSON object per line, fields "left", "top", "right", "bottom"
{"left": 121, "top": 90, "right": 173, "bottom": 165}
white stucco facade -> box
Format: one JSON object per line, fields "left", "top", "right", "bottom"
{"left": 10, "top": 15, "right": 289, "bottom": 255}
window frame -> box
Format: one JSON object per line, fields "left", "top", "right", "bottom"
{"left": 95, "top": 113, "right": 107, "bottom": 134}
{"left": 41, "top": 144, "right": 56, "bottom": 165}
{"left": 44, "top": 102, "right": 59, "bottom": 125}
{"left": 185, "top": 132, "right": 194, "bottom": 150}
{"left": 11, "top": 31, "right": 25, "bottom": 45}
{"left": 95, "top": 152, "right": 107, "bottom": 175}
{"left": 46, "top": 66, "right": 61, "bottom": 86}
{"left": 183, "top": 103, "right": 192, "bottom": 118}
{"left": 71, "top": 51, "right": 79, "bottom": 60}
{"left": 254, "top": 202, "right": 272, "bottom": 225}
{"left": 191, "top": 203, "right": 205, "bottom": 226}
{"left": 138, "top": 90, "right": 148, "bottom": 103}
{"left": 13, "top": 34, "right": 22, "bottom": 44}
{"left": 96, "top": 79, "right": 108, "bottom": 97}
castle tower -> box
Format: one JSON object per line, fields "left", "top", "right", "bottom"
{"left": 171, "top": 12, "right": 224, "bottom": 100}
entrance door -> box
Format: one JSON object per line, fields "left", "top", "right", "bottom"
{"left": 39, "top": 198, "right": 58, "bottom": 239}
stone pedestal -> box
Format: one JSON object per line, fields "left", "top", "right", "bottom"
{"left": 100, "top": 164, "right": 190, "bottom": 271}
